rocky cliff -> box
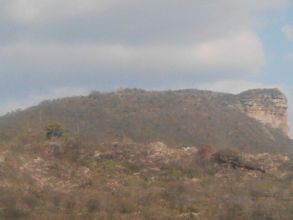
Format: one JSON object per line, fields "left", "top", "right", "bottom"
{"left": 238, "top": 89, "right": 290, "bottom": 137}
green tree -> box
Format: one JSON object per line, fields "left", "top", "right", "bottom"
{"left": 45, "top": 123, "right": 64, "bottom": 139}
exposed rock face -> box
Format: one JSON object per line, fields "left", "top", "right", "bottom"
{"left": 238, "top": 89, "right": 290, "bottom": 137}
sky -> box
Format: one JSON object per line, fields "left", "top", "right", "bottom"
{"left": 0, "top": 0, "right": 293, "bottom": 119}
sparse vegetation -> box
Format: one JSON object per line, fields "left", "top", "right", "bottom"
{"left": 0, "top": 89, "right": 291, "bottom": 154}
{"left": 0, "top": 137, "right": 292, "bottom": 219}
{"left": 0, "top": 89, "right": 292, "bottom": 219}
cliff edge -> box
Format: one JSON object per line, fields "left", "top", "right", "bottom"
{"left": 238, "top": 89, "right": 290, "bottom": 137}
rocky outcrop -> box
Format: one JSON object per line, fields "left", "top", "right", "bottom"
{"left": 237, "top": 89, "right": 290, "bottom": 137}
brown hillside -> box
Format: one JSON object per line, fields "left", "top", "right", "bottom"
{"left": 0, "top": 88, "right": 291, "bottom": 154}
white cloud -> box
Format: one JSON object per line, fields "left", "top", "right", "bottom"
{"left": 0, "top": 0, "right": 288, "bottom": 34}
{"left": 0, "top": 0, "right": 284, "bottom": 82}
{"left": 1, "top": 0, "right": 125, "bottom": 24}
{"left": 282, "top": 25, "right": 293, "bottom": 41}
{"left": 0, "top": 30, "right": 265, "bottom": 77}
{"left": 193, "top": 30, "right": 265, "bottom": 73}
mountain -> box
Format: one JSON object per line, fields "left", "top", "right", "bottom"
{"left": 1, "top": 88, "right": 293, "bottom": 219}
{"left": 0, "top": 88, "right": 291, "bottom": 154}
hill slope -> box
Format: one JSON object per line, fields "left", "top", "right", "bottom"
{"left": 0, "top": 88, "right": 293, "bottom": 219}
{"left": 0, "top": 88, "right": 291, "bottom": 153}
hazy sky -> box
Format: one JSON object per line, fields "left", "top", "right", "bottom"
{"left": 0, "top": 0, "right": 293, "bottom": 117}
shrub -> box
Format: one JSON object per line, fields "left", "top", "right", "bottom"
{"left": 45, "top": 123, "right": 64, "bottom": 139}
{"left": 213, "top": 149, "right": 242, "bottom": 168}
{"left": 1, "top": 207, "right": 28, "bottom": 219}
{"left": 86, "top": 199, "right": 100, "bottom": 213}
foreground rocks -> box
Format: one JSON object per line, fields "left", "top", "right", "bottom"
{"left": 1, "top": 139, "right": 293, "bottom": 219}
